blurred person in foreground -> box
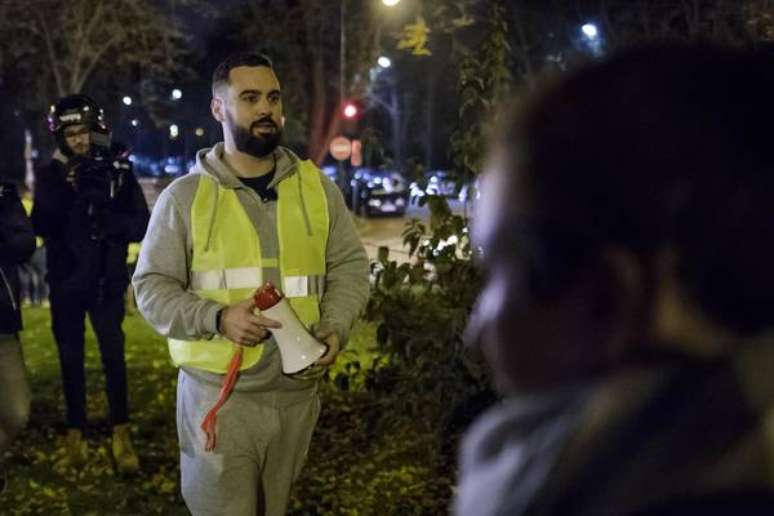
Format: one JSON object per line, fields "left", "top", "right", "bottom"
{"left": 133, "top": 52, "right": 369, "bottom": 515}
{"left": 456, "top": 43, "right": 774, "bottom": 516}
{"left": 32, "top": 94, "right": 149, "bottom": 472}
{"left": 0, "top": 121, "right": 35, "bottom": 494}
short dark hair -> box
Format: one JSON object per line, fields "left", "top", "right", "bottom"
{"left": 212, "top": 52, "right": 274, "bottom": 94}
{"left": 488, "top": 43, "right": 774, "bottom": 335}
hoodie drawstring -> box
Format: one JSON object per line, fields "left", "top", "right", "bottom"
{"left": 204, "top": 178, "right": 219, "bottom": 252}
{"left": 296, "top": 170, "right": 313, "bottom": 236}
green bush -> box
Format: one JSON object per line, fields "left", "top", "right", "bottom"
{"left": 353, "top": 0, "right": 513, "bottom": 448}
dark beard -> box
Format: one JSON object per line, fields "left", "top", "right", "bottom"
{"left": 228, "top": 112, "right": 282, "bottom": 158}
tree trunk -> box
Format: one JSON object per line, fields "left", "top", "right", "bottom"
{"left": 390, "top": 85, "right": 401, "bottom": 170}
{"left": 682, "top": 0, "right": 702, "bottom": 37}
{"left": 511, "top": 4, "right": 536, "bottom": 90}
{"left": 423, "top": 67, "right": 438, "bottom": 169}
{"left": 307, "top": 48, "right": 330, "bottom": 163}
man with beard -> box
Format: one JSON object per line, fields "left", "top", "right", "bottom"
{"left": 133, "top": 53, "right": 369, "bottom": 515}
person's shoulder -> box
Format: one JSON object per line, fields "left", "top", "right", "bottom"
{"left": 33, "top": 159, "right": 68, "bottom": 185}
{"left": 110, "top": 156, "right": 133, "bottom": 173}
{"left": 37, "top": 158, "right": 65, "bottom": 173}
{"left": 166, "top": 172, "right": 204, "bottom": 193}
{"left": 156, "top": 173, "right": 206, "bottom": 209}
{"left": 314, "top": 168, "right": 342, "bottom": 197}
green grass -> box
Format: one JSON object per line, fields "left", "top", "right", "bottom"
{"left": 0, "top": 307, "right": 453, "bottom": 515}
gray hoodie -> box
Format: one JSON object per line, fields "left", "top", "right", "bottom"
{"left": 132, "top": 144, "right": 369, "bottom": 403}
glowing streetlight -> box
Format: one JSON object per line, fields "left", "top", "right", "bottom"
{"left": 195, "top": 127, "right": 205, "bottom": 137}
{"left": 377, "top": 56, "right": 392, "bottom": 68}
{"left": 171, "top": 88, "right": 183, "bottom": 100}
{"left": 169, "top": 124, "right": 179, "bottom": 139}
{"left": 131, "top": 119, "right": 139, "bottom": 127}
{"left": 122, "top": 96, "right": 133, "bottom": 106}
{"left": 382, "top": 0, "right": 400, "bottom": 6}
{"left": 581, "top": 23, "right": 598, "bottom": 39}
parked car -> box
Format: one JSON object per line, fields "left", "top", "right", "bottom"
{"left": 129, "top": 154, "right": 191, "bottom": 178}
{"left": 409, "top": 169, "right": 481, "bottom": 213}
{"left": 409, "top": 169, "right": 457, "bottom": 203}
{"left": 458, "top": 178, "right": 480, "bottom": 206}
{"left": 129, "top": 154, "right": 166, "bottom": 177}
{"left": 349, "top": 168, "right": 409, "bottom": 216}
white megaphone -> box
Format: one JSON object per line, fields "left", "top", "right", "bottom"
{"left": 253, "top": 282, "right": 328, "bottom": 374}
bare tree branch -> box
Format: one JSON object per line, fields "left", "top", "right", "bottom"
{"left": 34, "top": 8, "right": 65, "bottom": 97}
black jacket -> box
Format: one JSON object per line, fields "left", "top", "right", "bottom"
{"left": 32, "top": 152, "right": 150, "bottom": 296}
{"left": 0, "top": 182, "right": 36, "bottom": 333}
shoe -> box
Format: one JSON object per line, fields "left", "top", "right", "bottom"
{"left": 64, "top": 428, "right": 88, "bottom": 467}
{"left": 112, "top": 424, "right": 140, "bottom": 473}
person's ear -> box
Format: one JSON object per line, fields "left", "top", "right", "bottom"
{"left": 211, "top": 97, "right": 225, "bottom": 123}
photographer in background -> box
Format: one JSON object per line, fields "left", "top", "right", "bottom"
{"left": 31, "top": 94, "right": 149, "bottom": 473}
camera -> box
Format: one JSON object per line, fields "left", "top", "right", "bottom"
{"left": 70, "top": 155, "right": 116, "bottom": 207}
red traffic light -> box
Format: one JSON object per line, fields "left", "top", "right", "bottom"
{"left": 342, "top": 102, "right": 359, "bottom": 119}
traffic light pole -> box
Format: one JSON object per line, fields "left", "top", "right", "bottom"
{"left": 338, "top": 0, "right": 349, "bottom": 204}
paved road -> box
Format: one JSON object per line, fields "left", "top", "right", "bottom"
{"left": 355, "top": 213, "right": 416, "bottom": 264}
{"left": 354, "top": 200, "right": 469, "bottom": 264}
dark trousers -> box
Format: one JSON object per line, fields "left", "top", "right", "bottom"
{"left": 50, "top": 287, "right": 129, "bottom": 429}
{"left": 18, "top": 246, "right": 49, "bottom": 305}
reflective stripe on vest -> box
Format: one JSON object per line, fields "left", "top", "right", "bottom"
{"left": 168, "top": 160, "right": 329, "bottom": 373}
{"left": 189, "top": 269, "right": 326, "bottom": 296}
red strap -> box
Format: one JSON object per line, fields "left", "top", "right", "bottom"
{"left": 200, "top": 347, "right": 243, "bottom": 452}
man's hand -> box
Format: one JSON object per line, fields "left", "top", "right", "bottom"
{"left": 218, "top": 298, "right": 281, "bottom": 347}
{"left": 288, "top": 325, "right": 341, "bottom": 381}
{"left": 314, "top": 327, "right": 340, "bottom": 367}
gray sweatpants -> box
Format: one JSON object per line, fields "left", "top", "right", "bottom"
{"left": 176, "top": 370, "right": 320, "bottom": 516}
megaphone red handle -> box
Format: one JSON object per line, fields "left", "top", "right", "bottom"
{"left": 200, "top": 282, "right": 285, "bottom": 452}
{"left": 200, "top": 346, "right": 243, "bottom": 452}
{"left": 254, "top": 282, "right": 283, "bottom": 310}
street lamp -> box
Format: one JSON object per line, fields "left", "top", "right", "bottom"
{"left": 171, "top": 88, "right": 183, "bottom": 100}
{"left": 131, "top": 119, "right": 139, "bottom": 127}
{"left": 122, "top": 96, "right": 133, "bottom": 106}
{"left": 377, "top": 56, "right": 392, "bottom": 69}
{"left": 169, "top": 124, "right": 179, "bottom": 139}
{"left": 336, "top": 0, "right": 400, "bottom": 196}
{"left": 581, "top": 23, "right": 598, "bottom": 39}
{"left": 580, "top": 23, "right": 603, "bottom": 57}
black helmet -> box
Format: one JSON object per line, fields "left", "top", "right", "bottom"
{"left": 47, "top": 94, "right": 107, "bottom": 133}
{"left": 48, "top": 94, "right": 111, "bottom": 156}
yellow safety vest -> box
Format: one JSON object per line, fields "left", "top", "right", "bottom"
{"left": 168, "top": 161, "right": 329, "bottom": 373}
{"left": 127, "top": 242, "right": 141, "bottom": 266}
{"left": 21, "top": 197, "right": 44, "bottom": 248}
